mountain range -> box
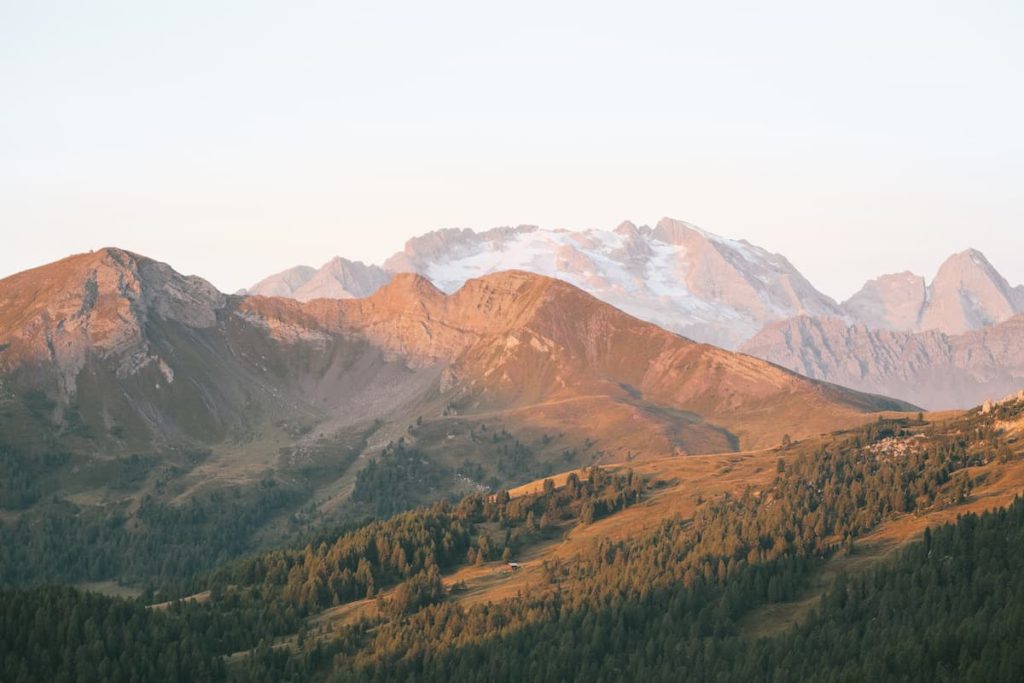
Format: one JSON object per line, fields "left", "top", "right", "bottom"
{"left": 0, "top": 248, "right": 906, "bottom": 461}
{"left": 741, "top": 314, "right": 1024, "bottom": 410}
{"left": 247, "top": 218, "right": 842, "bottom": 350}
{"left": 247, "top": 218, "right": 1024, "bottom": 407}
{"left": 3, "top": 243, "right": 1022, "bottom": 683}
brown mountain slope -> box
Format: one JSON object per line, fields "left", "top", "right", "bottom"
{"left": 0, "top": 248, "right": 428, "bottom": 451}
{"left": 240, "top": 269, "right": 914, "bottom": 455}
{"left": 0, "top": 250, "right": 912, "bottom": 466}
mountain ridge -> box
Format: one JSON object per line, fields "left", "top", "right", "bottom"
{"left": 248, "top": 217, "right": 845, "bottom": 349}
{"left": 741, "top": 313, "right": 1024, "bottom": 409}
{"left": 247, "top": 218, "right": 1023, "bottom": 349}
{"left": 843, "top": 248, "right": 1024, "bottom": 335}
{"left": 1, "top": 249, "right": 913, "bottom": 460}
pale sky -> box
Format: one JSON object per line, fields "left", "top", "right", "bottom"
{"left": 2, "top": 1, "right": 1022, "bottom": 300}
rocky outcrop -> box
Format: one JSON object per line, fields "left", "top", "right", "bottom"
{"left": 246, "top": 258, "right": 389, "bottom": 301}
{"left": 918, "top": 249, "right": 1022, "bottom": 335}
{"left": 842, "top": 272, "right": 927, "bottom": 331}
{"left": 0, "top": 248, "right": 225, "bottom": 397}
{"left": 841, "top": 250, "right": 1023, "bottom": 335}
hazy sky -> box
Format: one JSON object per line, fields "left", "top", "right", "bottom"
{"left": 2, "top": 1, "right": 1022, "bottom": 299}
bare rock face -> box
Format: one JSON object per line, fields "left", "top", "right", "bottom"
{"left": 741, "top": 314, "right": 1024, "bottom": 409}
{"left": 243, "top": 265, "right": 316, "bottom": 297}
{"left": 746, "top": 248, "right": 1024, "bottom": 410}
{"left": 0, "top": 248, "right": 225, "bottom": 398}
{"left": 256, "top": 217, "right": 843, "bottom": 349}
{"left": 842, "top": 272, "right": 927, "bottom": 331}
{"left": 841, "top": 250, "right": 1023, "bottom": 336}
{"left": 919, "top": 249, "right": 1021, "bottom": 335}
{"left": 246, "top": 258, "right": 389, "bottom": 302}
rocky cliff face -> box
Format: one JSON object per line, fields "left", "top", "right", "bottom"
{"left": 246, "top": 258, "right": 389, "bottom": 302}
{"left": 840, "top": 249, "right": 1024, "bottom": 335}
{"left": 741, "top": 314, "right": 1024, "bottom": 409}
{"left": 842, "top": 272, "right": 927, "bottom": 331}
{"left": 918, "top": 249, "right": 1023, "bottom": 335}
{"left": 740, "top": 248, "right": 1024, "bottom": 409}
{"left": 0, "top": 248, "right": 225, "bottom": 398}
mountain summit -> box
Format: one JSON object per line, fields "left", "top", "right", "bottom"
{"left": 841, "top": 249, "right": 1024, "bottom": 335}
{"left": 245, "top": 257, "right": 389, "bottom": 301}
{"left": 747, "top": 249, "right": 1024, "bottom": 408}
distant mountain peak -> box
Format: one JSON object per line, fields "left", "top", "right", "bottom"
{"left": 947, "top": 247, "right": 988, "bottom": 263}
{"left": 612, "top": 220, "right": 646, "bottom": 239}
{"left": 922, "top": 247, "right": 1019, "bottom": 335}
{"left": 841, "top": 247, "right": 1021, "bottom": 336}
{"left": 248, "top": 256, "right": 388, "bottom": 302}
{"left": 245, "top": 222, "right": 1022, "bottom": 348}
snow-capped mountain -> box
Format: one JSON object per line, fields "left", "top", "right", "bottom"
{"left": 245, "top": 219, "right": 1023, "bottom": 357}
{"left": 250, "top": 218, "right": 842, "bottom": 349}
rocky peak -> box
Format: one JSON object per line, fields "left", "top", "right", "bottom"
{"left": 244, "top": 265, "right": 316, "bottom": 297}
{"left": 382, "top": 228, "right": 472, "bottom": 274}
{"left": 0, "top": 248, "right": 225, "bottom": 398}
{"left": 842, "top": 271, "right": 927, "bottom": 331}
{"left": 365, "top": 271, "right": 444, "bottom": 305}
{"left": 612, "top": 220, "right": 642, "bottom": 238}
{"left": 651, "top": 217, "right": 706, "bottom": 246}
{"left": 293, "top": 257, "right": 389, "bottom": 301}
{"left": 840, "top": 249, "right": 1022, "bottom": 336}
{"left": 920, "top": 249, "right": 1020, "bottom": 335}
{"left": 247, "top": 258, "right": 388, "bottom": 302}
